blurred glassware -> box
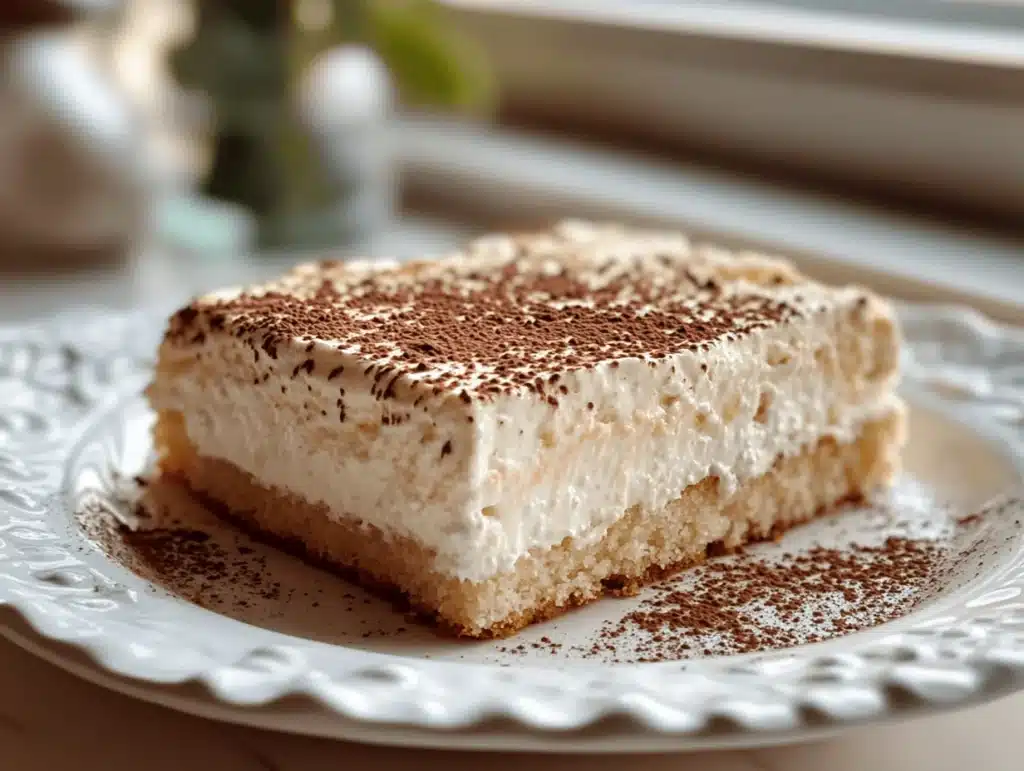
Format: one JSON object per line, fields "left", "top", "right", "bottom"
{"left": 160, "top": 0, "right": 494, "bottom": 255}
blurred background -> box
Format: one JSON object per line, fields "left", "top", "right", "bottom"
{"left": 0, "top": 0, "right": 1021, "bottom": 321}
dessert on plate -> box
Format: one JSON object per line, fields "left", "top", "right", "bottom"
{"left": 146, "top": 221, "right": 905, "bottom": 638}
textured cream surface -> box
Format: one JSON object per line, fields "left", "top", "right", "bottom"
{"left": 147, "top": 221, "right": 904, "bottom": 581}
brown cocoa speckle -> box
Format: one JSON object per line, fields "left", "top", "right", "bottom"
{"left": 161, "top": 225, "right": 804, "bottom": 411}
{"left": 576, "top": 535, "right": 944, "bottom": 662}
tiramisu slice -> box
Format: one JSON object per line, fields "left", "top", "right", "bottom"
{"left": 147, "top": 221, "right": 905, "bottom": 638}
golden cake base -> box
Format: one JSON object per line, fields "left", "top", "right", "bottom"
{"left": 153, "top": 409, "right": 904, "bottom": 638}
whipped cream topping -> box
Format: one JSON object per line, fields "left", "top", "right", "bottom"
{"left": 149, "top": 221, "right": 903, "bottom": 581}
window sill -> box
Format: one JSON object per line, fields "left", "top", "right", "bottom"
{"left": 444, "top": 0, "right": 1024, "bottom": 221}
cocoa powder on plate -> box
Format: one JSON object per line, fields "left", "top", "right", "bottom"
{"left": 579, "top": 535, "right": 945, "bottom": 662}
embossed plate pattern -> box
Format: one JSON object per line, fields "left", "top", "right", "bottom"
{"left": 0, "top": 306, "right": 1022, "bottom": 751}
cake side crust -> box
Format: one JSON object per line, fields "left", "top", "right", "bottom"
{"left": 153, "top": 408, "right": 905, "bottom": 638}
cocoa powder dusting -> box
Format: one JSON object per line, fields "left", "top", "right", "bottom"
{"left": 121, "top": 528, "right": 282, "bottom": 609}
{"left": 577, "top": 536, "right": 944, "bottom": 662}
{"left": 163, "top": 224, "right": 804, "bottom": 414}
{"left": 76, "top": 479, "right": 289, "bottom": 616}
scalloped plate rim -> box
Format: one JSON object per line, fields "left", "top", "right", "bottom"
{"left": 5, "top": 618, "right": 1011, "bottom": 754}
{"left": 0, "top": 304, "right": 1021, "bottom": 751}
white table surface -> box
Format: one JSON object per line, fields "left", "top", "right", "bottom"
{"left": 1, "top": 204, "right": 1021, "bottom": 769}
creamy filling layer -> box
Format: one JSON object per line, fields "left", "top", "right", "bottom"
{"left": 150, "top": 303, "right": 901, "bottom": 583}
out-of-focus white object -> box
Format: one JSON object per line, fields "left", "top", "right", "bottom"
{"left": 302, "top": 46, "right": 392, "bottom": 130}
{"left": 0, "top": 30, "right": 148, "bottom": 264}
{"left": 299, "top": 45, "right": 396, "bottom": 241}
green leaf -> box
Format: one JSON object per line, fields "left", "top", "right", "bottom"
{"left": 367, "top": 0, "right": 496, "bottom": 114}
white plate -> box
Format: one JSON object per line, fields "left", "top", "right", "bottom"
{"left": 0, "top": 305, "right": 1022, "bottom": 753}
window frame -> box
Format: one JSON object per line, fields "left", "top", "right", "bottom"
{"left": 442, "top": 0, "right": 1024, "bottom": 222}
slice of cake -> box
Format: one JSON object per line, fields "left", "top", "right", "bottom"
{"left": 146, "top": 221, "right": 905, "bottom": 638}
